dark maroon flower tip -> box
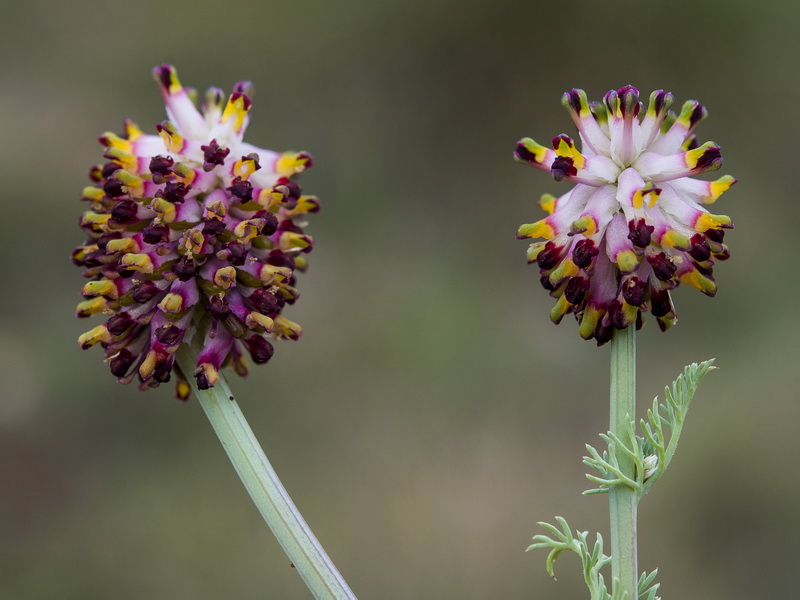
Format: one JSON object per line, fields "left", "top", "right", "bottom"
{"left": 551, "top": 156, "right": 576, "bottom": 182}
{"left": 248, "top": 288, "right": 281, "bottom": 315}
{"left": 156, "top": 181, "right": 190, "bottom": 203}
{"left": 142, "top": 223, "right": 170, "bottom": 244}
{"left": 572, "top": 239, "right": 599, "bottom": 269}
{"left": 131, "top": 281, "right": 160, "bottom": 303}
{"left": 647, "top": 253, "right": 677, "bottom": 281}
{"left": 155, "top": 325, "right": 184, "bottom": 346}
{"left": 227, "top": 176, "right": 254, "bottom": 201}
{"left": 110, "top": 200, "right": 139, "bottom": 224}
{"left": 201, "top": 139, "right": 230, "bottom": 171}
{"left": 628, "top": 218, "right": 654, "bottom": 248}
{"left": 109, "top": 349, "right": 137, "bottom": 378}
{"left": 107, "top": 313, "right": 134, "bottom": 335}
{"left": 244, "top": 336, "right": 274, "bottom": 364}
{"left": 565, "top": 277, "right": 590, "bottom": 305}
{"left": 621, "top": 277, "right": 647, "bottom": 307}
{"left": 173, "top": 256, "right": 197, "bottom": 281}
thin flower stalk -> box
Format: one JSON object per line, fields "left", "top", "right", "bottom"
{"left": 176, "top": 343, "right": 357, "bottom": 600}
{"left": 609, "top": 327, "right": 637, "bottom": 597}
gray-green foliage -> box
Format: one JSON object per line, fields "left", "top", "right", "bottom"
{"left": 530, "top": 360, "right": 715, "bottom": 598}
{"left": 528, "top": 517, "right": 661, "bottom": 600}
{"left": 583, "top": 360, "right": 715, "bottom": 496}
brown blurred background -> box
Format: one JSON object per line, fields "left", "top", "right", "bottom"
{"left": 1, "top": 0, "right": 797, "bottom": 598}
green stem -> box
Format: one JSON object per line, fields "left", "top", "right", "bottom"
{"left": 176, "top": 344, "right": 357, "bottom": 600}
{"left": 609, "top": 327, "right": 638, "bottom": 598}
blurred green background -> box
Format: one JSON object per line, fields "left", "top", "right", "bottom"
{"left": 1, "top": 0, "right": 797, "bottom": 598}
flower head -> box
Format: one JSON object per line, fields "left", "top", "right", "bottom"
{"left": 515, "top": 86, "right": 734, "bottom": 345}
{"left": 75, "top": 65, "right": 318, "bottom": 398}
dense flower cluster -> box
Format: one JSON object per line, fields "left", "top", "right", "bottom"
{"left": 75, "top": 65, "right": 317, "bottom": 398}
{"left": 515, "top": 86, "right": 734, "bottom": 344}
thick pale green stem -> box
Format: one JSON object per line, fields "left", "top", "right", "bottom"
{"left": 176, "top": 344, "right": 357, "bottom": 600}
{"left": 609, "top": 327, "right": 638, "bottom": 598}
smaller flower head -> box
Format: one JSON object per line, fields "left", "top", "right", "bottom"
{"left": 75, "top": 65, "right": 318, "bottom": 398}
{"left": 515, "top": 86, "right": 734, "bottom": 344}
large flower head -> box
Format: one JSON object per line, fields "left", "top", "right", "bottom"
{"left": 515, "top": 86, "right": 734, "bottom": 345}
{"left": 75, "top": 65, "right": 318, "bottom": 397}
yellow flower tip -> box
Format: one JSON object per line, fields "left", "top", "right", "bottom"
{"left": 514, "top": 138, "right": 550, "bottom": 167}
{"left": 294, "top": 256, "right": 309, "bottom": 271}
{"left": 259, "top": 264, "right": 292, "bottom": 285}
{"left": 76, "top": 297, "right": 109, "bottom": 318}
{"left": 656, "top": 314, "right": 677, "bottom": 333}
{"left": 119, "top": 253, "right": 154, "bottom": 274}
{"left": 516, "top": 219, "right": 555, "bottom": 240}
{"left": 195, "top": 363, "right": 220, "bottom": 388}
{"left": 615, "top": 249, "right": 640, "bottom": 273}
{"left": 680, "top": 270, "right": 717, "bottom": 296}
{"left": 579, "top": 307, "right": 602, "bottom": 340}
{"left": 660, "top": 230, "right": 690, "bottom": 250}
{"left": 645, "top": 89, "right": 674, "bottom": 118}
{"left": 257, "top": 187, "right": 283, "bottom": 210}
{"left": 82, "top": 279, "right": 118, "bottom": 299}
{"left": 675, "top": 100, "right": 706, "bottom": 127}
{"left": 233, "top": 219, "right": 260, "bottom": 243}
{"left": 275, "top": 152, "right": 312, "bottom": 178}
{"left": 79, "top": 325, "right": 112, "bottom": 349}
{"left": 123, "top": 119, "right": 143, "bottom": 142}
{"left": 283, "top": 195, "right": 321, "bottom": 219}
{"left": 280, "top": 232, "right": 312, "bottom": 252}
{"left": 246, "top": 312, "right": 274, "bottom": 332}
{"left": 113, "top": 169, "right": 145, "bottom": 196}
{"left": 80, "top": 212, "right": 112, "bottom": 232}
{"left": 72, "top": 245, "right": 99, "bottom": 265}
{"left": 172, "top": 161, "right": 196, "bottom": 184}
{"left": 149, "top": 197, "right": 177, "bottom": 223}
{"left": 138, "top": 349, "right": 159, "bottom": 379}
{"left": 633, "top": 184, "right": 661, "bottom": 209}
{"left": 569, "top": 215, "right": 597, "bottom": 237}
{"left": 561, "top": 89, "right": 591, "bottom": 118}
{"left": 213, "top": 266, "right": 237, "bottom": 289}
{"left": 704, "top": 175, "right": 737, "bottom": 204}
{"left": 273, "top": 315, "right": 302, "bottom": 340}
{"left": 175, "top": 379, "right": 192, "bottom": 401}
{"left": 156, "top": 120, "right": 185, "bottom": 154}
{"left": 221, "top": 92, "right": 252, "bottom": 134}
{"left": 81, "top": 186, "right": 106, "bottom": 203}
{"left": 554, "top": 135, "right": 585, "bottom": 170}
{"left": 103, "top": 147, "right": 139, "bottom": 173}
{"left": 554, "top": 137, "right": 572, "bottom": 156}
{"left": 233, "top": 154, "right": 260, "bottom": 180}
{"left": 548, "top": 258, "right": 580, "bottom": 286}
{"left": 105, "top": 237, "right": 141, "bottom": 254}
{"left": 550, "top": 295, "right": 570, "bottom": 324}
{"left": 231, "top": 353, "right": 249, "bottom": 378}
{"left": 152, "top": 64, "right": 183, "bottom": 95}
{"left": 620, "top": 301, "right": 638, "bottom": 327}
{"left": 158, "top": 293, "right": 184, "bottom": 314}
{"left": 205, "top": 201, "right": 227, "bottom": 222}
{"left": 526, "top": 242, "right": 546, "bottom": 264}
{"left": 538, "top": 193, "right": 556, "bottom": 215}
{"left": 179, "top": 229, "right": 205, "bottom": 256}
{"left": 98, "top": 132, "right": 132, "bottom": 154}
{"left": 694, "top": 212, "right": 733, "bottom": 232}
{"left": 684, "top": 141, "right": 722, "bottom": 171}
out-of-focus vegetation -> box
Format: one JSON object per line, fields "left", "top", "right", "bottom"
{"left": 1, "top": 1, "right": 797, "bottom": 598}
